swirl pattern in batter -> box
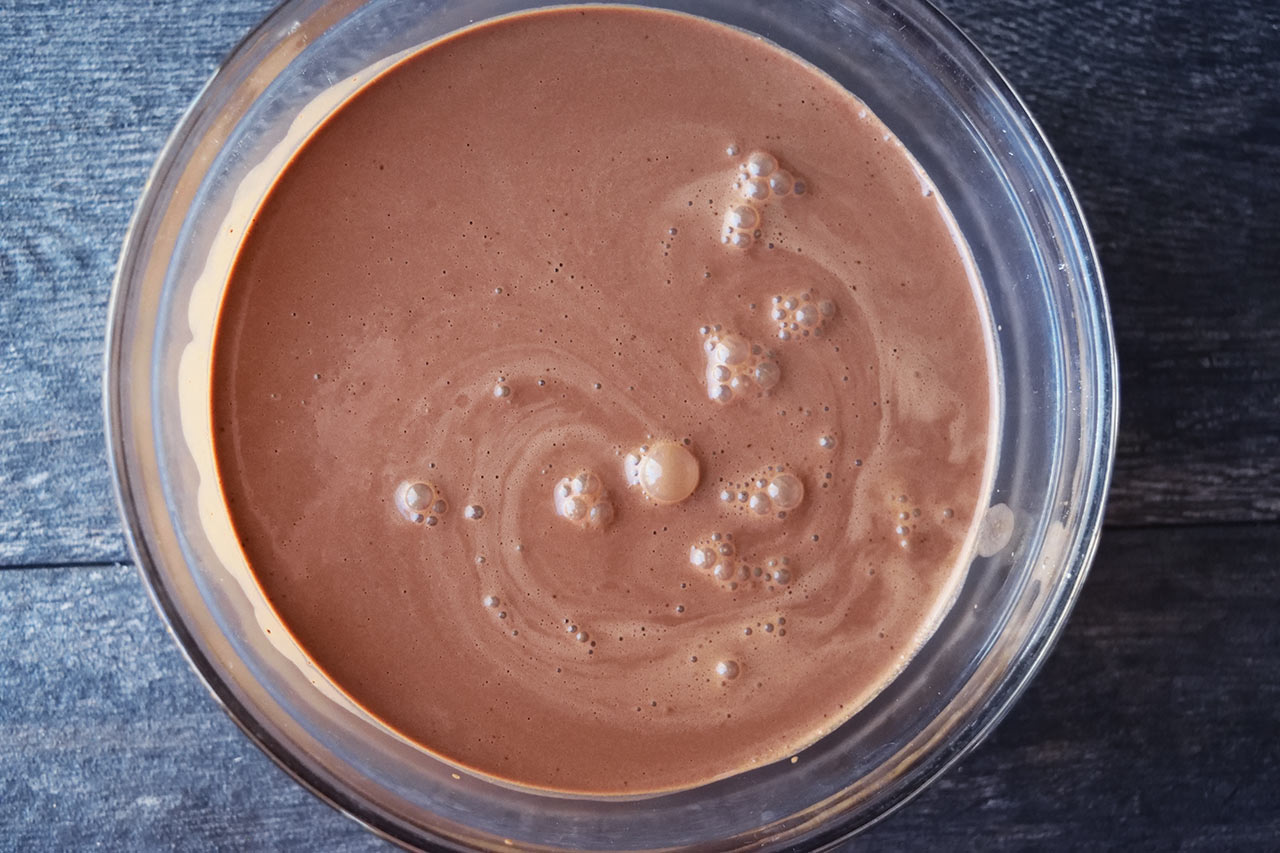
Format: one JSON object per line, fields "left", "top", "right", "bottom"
{"left": 211, "top": 6, "right": 995, "bottom": 795}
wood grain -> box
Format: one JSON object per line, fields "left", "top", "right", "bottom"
{"left": 939, "top": 0, "right": 1280, "bottom": 525}
{"left": 0, "top": 564, "right": 379, "bottom": 852}
{"left": 0, "top": 0, "right": 276, "bottom": 567}
{"left": 3, "top": 525, "right": 1277, "bottom": 849}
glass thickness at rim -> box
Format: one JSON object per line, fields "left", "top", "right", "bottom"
{"left": 104, "top": 0, "right": 1117, "bottom": 850}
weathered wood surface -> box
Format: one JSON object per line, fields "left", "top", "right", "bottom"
{"left": 946, "top": 0, "right": 1280, "bottom": 527}
{"left": 1, "top": 0, "right": 1278, "bottom": 849}
{"left": 4, "top": 527, "right": 1277, "bottom": 849}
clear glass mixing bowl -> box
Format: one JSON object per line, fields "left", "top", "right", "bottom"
{"left": 105, "top": 0, "right": 1117, "bottom": 848}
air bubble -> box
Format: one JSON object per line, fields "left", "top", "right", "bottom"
{"left": 768, "top": 169, "right": 794, "bottom": 196}
{"left": 553, "top": 470, "right": 614, "bottom": 531}
{"left": 714, "top": 336, "right": 750, "bottom": 366}
{"left": 396, "top": 481, "right": 443, "bottom": 523}
{"left": 753, "top": 360, "right": 781, "bottom": 389}
{"left": 690, "top": 545, "right": 713, "bottom": 570}
{"left": 741, "top": 177, "right": 770, "bottom": 201}
{"left": 463, "top": 504, "right": 485, "bottom": 520}
{"left": 766, "top": 472, "right": 804, "bottom": 511}
{"left": 625, "top": 440, "right": 700, "bottom": 504}
{"left": 818, "top": 435, "right": 836, "bottom": 449}
{"left": 493, "top": 382, "right": 511, "bottom": 399}
{"left": 769, "top": 291, "right": 836, "bottom": 340}
{"left": 715, "top": 660, "right": 741, "bottom": 680}
{"left": 702, "top": 330, "right": 782, "bottom": 403}
{"left": 746, "top": 151, "right": 778, "bottom": 177}
{"left": 483, "top": 595, "right": 499, "bottom": 608}
{"left": 726, "top": 205, "right": 759, "bottom": 229}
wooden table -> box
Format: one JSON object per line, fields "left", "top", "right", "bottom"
{"left": 3, "top": 0, "right": 1277, "bottom": 848}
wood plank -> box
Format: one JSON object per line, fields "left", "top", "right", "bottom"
{"left": 0, "top": 0, "right": 277, "bottom": 566}
{"left": 4, "top": 523, "right": 1277, "bottom": 848}
{"left": 0, "top": 564, "right": 380, "bottom": 851}
{"left": 939, "top": 0, "right": 1280, "bottom": 524}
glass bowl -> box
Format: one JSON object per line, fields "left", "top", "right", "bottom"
{"left": 104, "top": 0, "right": 1117, "bottom": 848}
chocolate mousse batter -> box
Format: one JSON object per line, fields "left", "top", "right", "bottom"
{"left": 210, "top": 6, "right": 994, "bottom": 795}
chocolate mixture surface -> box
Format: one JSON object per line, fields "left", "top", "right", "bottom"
{"left": 211, "top": 6, "right": 994, "bottom": 795}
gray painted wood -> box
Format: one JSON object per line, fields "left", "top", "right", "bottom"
{"left": 3, "top": 525, "right": 1278, "bottom": 850}
{"left": 942, "top": 0, "right": 1280, "bottom": 527}
{"left": 0, "top": 0, "right": 276, "bottom": 566}
{"left": 0, "top": 564, "right": 380, "bottom": 852}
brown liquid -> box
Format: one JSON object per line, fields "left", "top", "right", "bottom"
{"left": 211, "top": 6, "right": 993, "bottom": 795}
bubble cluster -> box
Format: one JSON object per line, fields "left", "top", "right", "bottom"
{"left": 701, "top": 329, "right": 781, "bottom": 404}
{"left": 689, "top": 532, "right": 739, "bottom": 582}
{"left": 689, "top": 533, "right": 795, "bottom": 590}
{"left": 771, "top": 291, "right": 836, "bottom": 341}
{"left": 553, "top": 470, "right": 615, "bottom": 531}
{"left": 720, "top": 204, "right": 759, "bottom": 249}
{"left": 763, "top": 556, "right": 793, "bottom": 585}
{"left": 720, "top": 150, "right": 804, "bottom": 250}
{"left": 395, "top": 480, "right": 447, "bottom": 524}
{"left": 624, "top": 440, "right": 701, "bottom": 504}
{"left": 718, "top": 467, "right": 806, "bottom": 517}
{"left": 883, "top": 493, "right": 940, "bottom": 550}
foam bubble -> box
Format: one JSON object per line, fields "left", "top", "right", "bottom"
{"left": 769, "top": 292, "right": 836, "bottom": 340}
{"left": 689, "top": 533, "right": 740, "bottom": 585}
{"left": 747, "top": 151, "right": 778, "bottom": 177}
{"left": 396, "top": 480, "right": 443, "bottom": 523}
{"left": 702, "top": 330, "right": 782, "bottom": 403}
{"left": 766, "top": 473, "right": 805, "bottom": 511}
{"left": 721, "top": 467, "right": 806, "bottom": 517}
{"left": 553, "top": 470, "right": 614, "bottom": 531}
{"left": 753, "top": 360, "right": 781, "bottom": 390}
{"left": 624, "top": 440, "right": 700, "bottom": 505}
{"left": 715, "top": 660, "right": 741, "bottom": 680}
{"left": 741, "top": 177, "right": 771, "bottom": 202}
{"left": 725, "top": 205, "right": 759, "bottom": 230}
{"left": 768, "top": 169, "right": 794, "bottom": 196}
{"left": 463, "top": 504, "right": 485, "bottom": 520}
{"left": 493, "top": 381, "right": 511, "bottom": 399}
